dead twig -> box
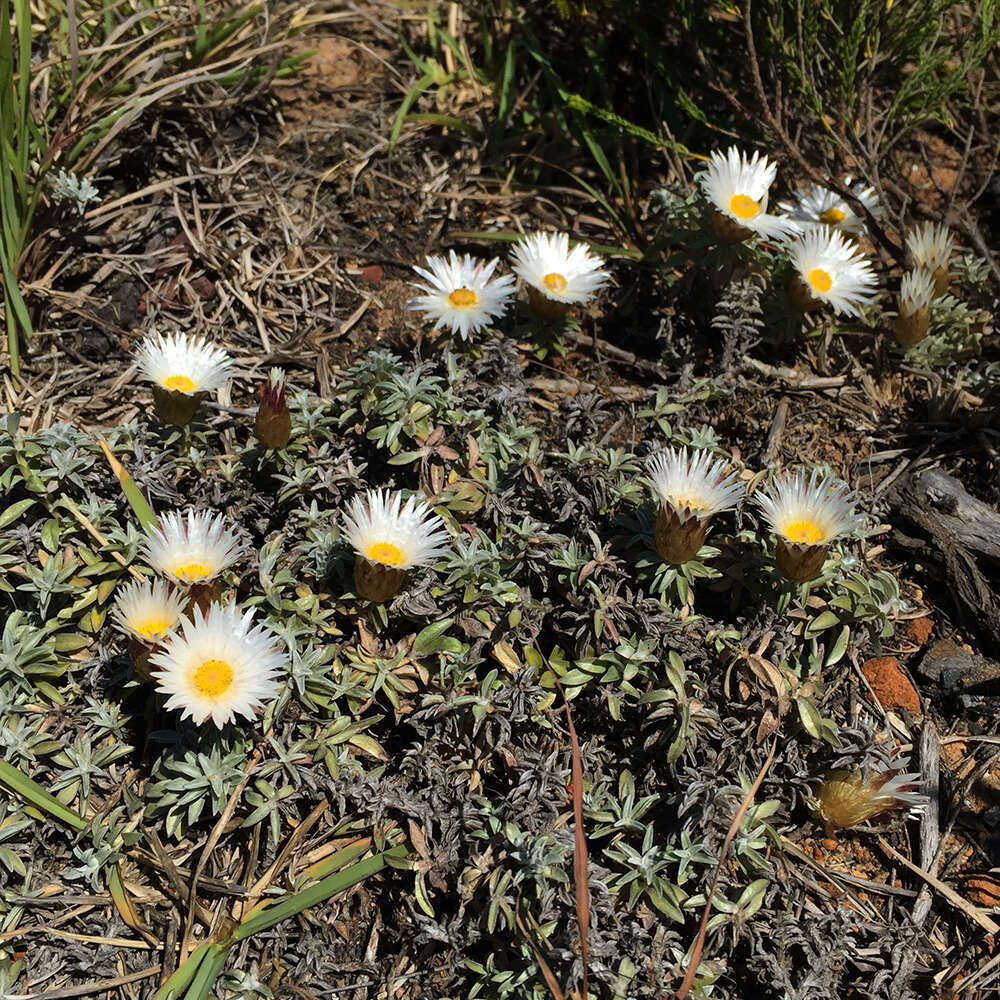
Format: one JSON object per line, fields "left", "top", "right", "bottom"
{"left": 29, "top": 964, "right": 162, "bottom": 1000}
{"left": 761, "top": 397, "right": 789, "bottom": 466}
{"left": 559, "top": 679, "right": 589, "bottom": 1000}
{"left": 875, "top": 836, "right": 999, "bottom": 936}
{"left": 741, "top": 0, "right": 904, "bottom": 263}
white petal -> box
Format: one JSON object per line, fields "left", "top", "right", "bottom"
{"left": 407, "top": 251, "right": 516, "bottom": 340}
{"left": 787, "top": 227, "right": 879, "bottom": 316}
{"left": 755, "top": 469, "right": 862, "bottom": 545}
{"left": 645, "top": 448, "right": 744, "bottom": 519}
{"left": 143, "top": 510, "right": 244, "bottom": 585}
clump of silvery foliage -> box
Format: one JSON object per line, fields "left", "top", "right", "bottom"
{"left": 46, "top": 168, "right": 101, "bottom": 213}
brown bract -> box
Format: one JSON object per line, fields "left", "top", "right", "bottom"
{"left": 152, "top": 385, "right": 203, "bottom": 426}
{"left": 710, "top": 209, "right": 755, "bottom": 244}
{"left": 815, "top": 769, "right": 913, "bottom": 834}
{"left": 354, "top": 557, "right": 408, "bottom": 604}
{"left": 775, "top": 537, "right": 829, "bottom": 582}
{"left": 654, "top": 505, "right": 709, "bottom": 564}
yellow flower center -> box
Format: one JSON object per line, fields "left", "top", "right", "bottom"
{"left": 729, "top": 194, "right": 759, "bottom": 220}
{"left": 448, "top": 287, "right": 479, "bottom": 308}
{"left": 136, "top": 617, "right": 173, "bottom": 639}
{"left": 192, "top": 658, "right": 235, "bottom": 699}
{"left": 783, "top": 519, "right": 825, "bottom": 545}
{"left": 808, "top": 268, "right": 833, "bottom": 293}
{"left": 173, "top": 562, "right": 213, "bottom": 582}
{"left": 543, "top": 272, "right": 568, "bottom": 293}
{"left": 164, "top": 374, "right": 196, "bottom": 392}
{"left": 366, "top": 541, "right": 405, "bottom": 566}
{"left": 820, "top": 207, "right": 846, "bottom": 224}
{"left": 673, "top": 495, "right": 708, "bottom": 512}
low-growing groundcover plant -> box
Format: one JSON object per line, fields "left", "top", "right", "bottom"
{"left": 0, "top": 337, "right": 957, "bottom": 999}
{"left": 2, "top": 2, "right": 1000, "bottom": 999}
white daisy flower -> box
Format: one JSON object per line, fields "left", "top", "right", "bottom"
{"left": 135, "top": 331, "right": 233, "bottom": 395}
{"left": 787, "top": 227, "right": 878, "bottom": 316}
{"left": 645, "top": 447, "right": 745, "bottom": 565}
{"left": 408, "top": 251, "right": 516, "bottom": 340}
{"left": 905, "top": 221, "right": 954, "bottom": 274}
{"left": 510, "top": 232, "right": 610, "bottom": 306}
{"left": 755, "top": 469, "right": 861, "bottom": 548}
{"left": 342, "top": 489, "right": 450, "bottom": 570}
{"left": 113, "top": 577, "right": 186, "bottom": 643}
{"left": 696, "top": 146, "right": 800, "bottom": 241}
{"left": 143, "top": 510, "right": 244, "bottom": 586}
{"left": 755, "top": 469, "right": 861, "bottom": 581}
{"left": 645, "top": 447, "right": 744, "bottom": 521}
{"left": 150, "top": 603, "right": 285, "bottom": 728}
{"left": 778, "top": 179, "right": 883, "bottom": 235}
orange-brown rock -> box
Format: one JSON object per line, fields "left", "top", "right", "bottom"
{"left": 862, "top": 656, "right": 921, "bottom": 713}
{"left": 904, "top": 617, "right": 934, "bottom": 646}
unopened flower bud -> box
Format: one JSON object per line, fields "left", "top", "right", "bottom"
{"left": 894, "top": 269, "right": 935, "bottom": 346}
{"left": 255, "top": 368, "right": 291, "bottom": 449}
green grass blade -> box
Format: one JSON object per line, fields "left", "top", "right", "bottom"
{"left": 0, "top": 759, "right": 88, "bottom": 832}
{"left": 181, "top": 943, "right": 231, "bottom": 1000}
{"left": 433, "top": 25, "right": 486, "bottom": 85}
{"left": 0, "top": 0, "right": 39, "bottom": 375}
{"left": 405, "top": 112, "right": 480, "bottom": 137}
{"left": 13, "top": 0, "right": 30, "bottom": 136}
{"left": 152, "top": 942, "right": 218, "bottom": 1000}
{"left": 389, "top": 70, "right": 435, "bottom": 150}
{"left": 191, "top": 0, "right": 209, "bottom": 65}
{"left": 232, "top": 844, "right": 407, "bottom": 941}
{"left": 202, "top": 8, "right": 258, "bottom": 56}
{"left": 547, "top": 164, "right": 627, "bottom": 238}
{"left": 98, "top": 438, "right": 158, "bottom": 531}
{"left": 303, "top": 839, "right": 372, "bottom": 881}
{"left": 562, "top": 90, "right": 693, "bottom": 155}
{"left": 497, "top": 35, "right": 517, "bottom": 125}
